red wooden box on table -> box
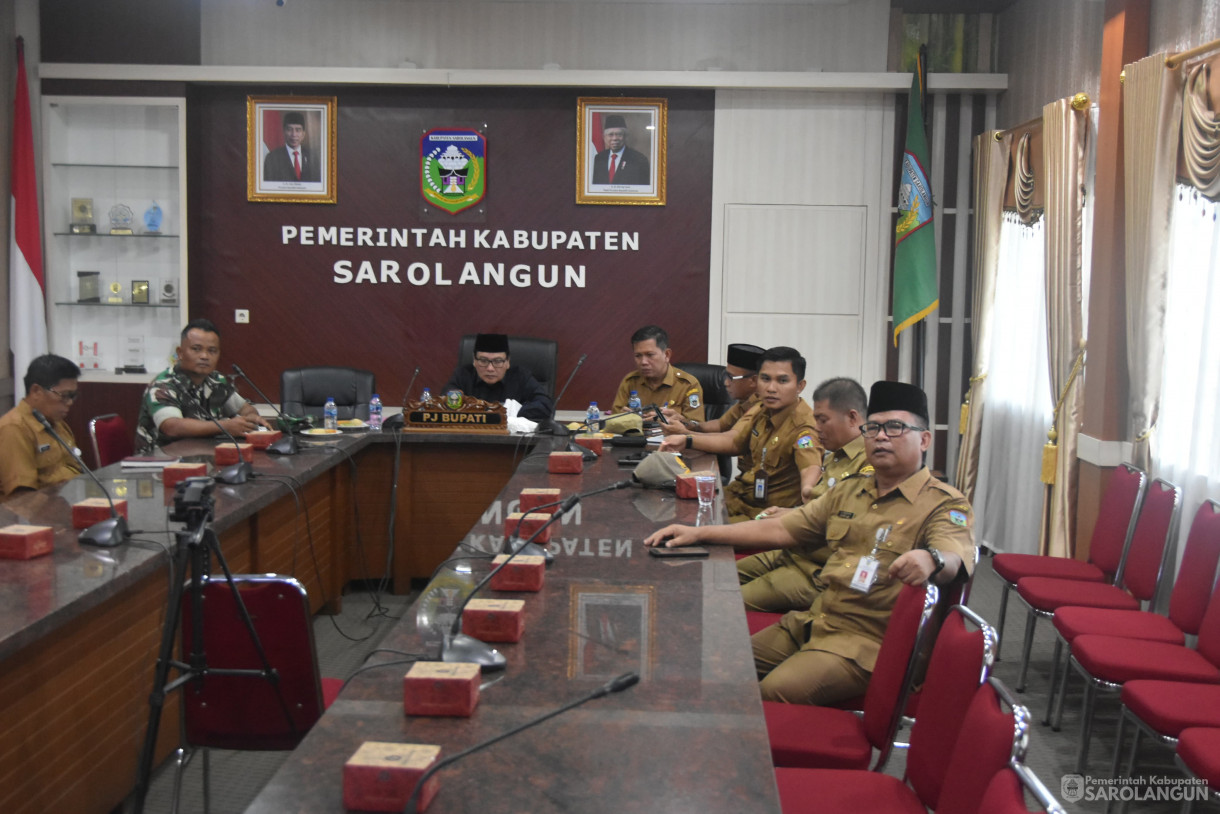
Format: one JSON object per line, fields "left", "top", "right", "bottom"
{"left": 548, "top": 451, "right": 583, "bottom": 474}
{"left": 504, "top": 512, "right": 553, "bottom": 543}
{"left": 0, "top": 524, "right": 54, "bottom": 560}
{"left": 343, "top": 741, "right": 441, "bottom": 812}
{"left": 214, "top": 442, "right": 254, "bottom": 465}
{"left": 676, "top": 470, "right": 717, "bottom": 500}
{"left": 71, "top": 497, "right": 128, "bottom": 528}
{"left": 462, "top": 598, "right": 526, "bottom": 643}
{"left": 489, "top": 554, "right": 546, "bottom": 592}
{"left": 244, "top": 429, "right": 283, "bottom": 450}
{"left": 519, "top": 487, "right": 561, "bottom": 513}
{"left": 163, "top": 462, "right": 208, "bottom": 489}
{"left": 403, "top": 662, "right": 481, "bottom": 718}
{"left": 572, "top": 435, "right": 604, "bottom": 455}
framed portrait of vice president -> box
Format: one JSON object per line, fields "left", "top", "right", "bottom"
{"left": 247, "top": 95, "right": 337, "bottom": 203}
{"left": 576, "top": 97, "right": 667, "bottom": 206}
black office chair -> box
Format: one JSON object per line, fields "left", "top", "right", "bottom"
{"left": 457, "top": 335, "right": 559, "bottom": 397}
{"left": 281, "top": 366, "right": 376, "bottom": 421}
{"left": 674, "top": 361, "right": 734, "bottom": 481}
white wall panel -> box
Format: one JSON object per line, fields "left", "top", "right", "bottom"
{"left": 201, "top": 0, "right": 890, "bottom": 72}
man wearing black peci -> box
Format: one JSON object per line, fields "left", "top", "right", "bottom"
{"left": 443, "top": 333, "right": 554, "bottom": 422}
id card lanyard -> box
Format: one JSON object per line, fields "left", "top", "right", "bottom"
{"left": 754, "top": 446, "right": 768, "bottom": 500}
{"left": 851, "top": 524, "right": 892, "bottom": 593}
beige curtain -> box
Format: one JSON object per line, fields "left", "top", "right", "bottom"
{"left": 1123, "top": 54, "right": 1185, "bottom": 469}
{"left": 1181, "top": 61, "right": 1220, "bottom": 197}
{"left": 1040, "top": 97, "right": 1090, "bottom": 558}
{"left": 955, "top": 131, "right": 1011, "bottom": 503}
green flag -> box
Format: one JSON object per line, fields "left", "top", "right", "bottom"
{"left": 892, "top": 56, "right": 938, "bottom": 346}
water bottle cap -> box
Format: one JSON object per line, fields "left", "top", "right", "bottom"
{"left": 372, "top": 394, "right": 379, "bottom": 399}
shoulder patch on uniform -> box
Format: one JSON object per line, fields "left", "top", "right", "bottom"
{"left": 796, "top": 434, "right": 815, "bottom": 449}
{"left": 688, "top": 392, "right": 700, "bottom": 409}
{"left": 949, "top": 510, "right": 968, "bottom": 526}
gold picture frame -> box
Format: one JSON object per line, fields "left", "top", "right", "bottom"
{"left": 247, "top": 95, "right": 338, "bottom": 204}
{"left": 567, "top": 583, "right": 657, "bottom": 680}
{"left": 576, "top": 97, "right": 667, "bottom": 206}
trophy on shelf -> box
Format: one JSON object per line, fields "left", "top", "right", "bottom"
{"left": 161, "top": 281, "right": 178, "bottom": 305}
{"left": 76, "top": 270, "right": 100, "bottom": 303}
{"left": 131, "top": 280, "right": 150, "bottom": 305}
{"left": 70, "top": 198, "right": 97, "bottom": 234}
{"left": 108, "top": 204, "right": 135, "bottom": 235}
{"left": 143, "top": 202, "right": 163, "bottom": 235}
{"left": 108, "top": 282, "right": 124, "bottom": 304}
{"left": 122, "top": 336, "right": 146, "bottom": 374}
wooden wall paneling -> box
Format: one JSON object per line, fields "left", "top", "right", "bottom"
{"left": 217, "top": 514, "right": 254, "bottom": 576}
{"left": 344, "top": 444, "right": 395, "bottom": 585}
{"left": 0, "top": 569, "right": 177, "bottom": 814}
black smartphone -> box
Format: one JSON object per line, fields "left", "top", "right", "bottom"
{"left": 648, "top": 545, "right": 710, "bottom": 558}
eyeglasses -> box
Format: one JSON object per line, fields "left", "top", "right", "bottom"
{"left": 860, "top": 420, "right": 925, "bottom": 439}
{"left": 474, "top": 356, "right": 508, "bottom": 368}
{"left": 47, "top": 387, "right": 79, "bottom": 403}
{"left": 722, "top": 371, "right": 754, "bottom": 382}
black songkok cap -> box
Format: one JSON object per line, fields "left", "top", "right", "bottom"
{"left": 282, "top": 111, "right": 306, "bottom": 129}
{"left": 603, "top": 114, "right": 628, "bottom": 130}
{"left": 725, "top": 343, "right": 765, "bottom": 372}
{"left": 867, "top": 381, "right": 929, "bottom": 425}
{"left": 474, "top": 333, "right": 510, "bottom": 355}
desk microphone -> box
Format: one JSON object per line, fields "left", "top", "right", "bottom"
{"left": 403, "top": 671, "right": 639, "bottom": 814}
{"left": 546, "top": 353, "right": 587, "bottom": 436}
{"left": 231, "top": 364, "right": 297, "bottom": 455}
{"left": 383, "top": 365, "right": 420, "bottom": 432}
{"left": 506, "top": 479, "right": 633, "bottom": 563}
{"left": 182, "top": 390, "right": 253, "bottom": 485}
{"left": 31, "top": 409, "right": 129, "bottom": 548}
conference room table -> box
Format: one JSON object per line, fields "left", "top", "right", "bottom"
{"left": 246, "top": 436, "right": 783, "bottom": 813}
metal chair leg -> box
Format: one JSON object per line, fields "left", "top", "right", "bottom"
{"left": 1051, "top": 642, "right": 1073, "bottom": 731}
{"left": 1076, "top": 680, "right": 1098, "bottom": 773}
{"left": 1017, "top": 608, "right": 1038, "bottom": 692}
{"left": 1043, "top": 637, "right": 1063, "bottom": 724}
{"left": 1119, "top": 726, "right": 1143, "bottom": 814}
{"left": 1104, "top": 710, "right": 1128, "bottom": 814}
{"left": 169, "top": 746, "right": 192, "bottom": 814}
{"left": 996, "top": 581, "right": 1011, "bottom": 661}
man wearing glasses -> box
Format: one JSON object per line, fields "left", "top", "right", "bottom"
{"left": 659, "top": 347, "right": 822, "bottom": 523}
{"left": 646, "top": 381, "right": 975, "bottom": 705}
{"left": 659, "top": 343, "right": 764, "bottom": 434}
{"left": 443, "top": 333, "right": 554, "bottom": 422}
{"left": 0, "top": 354, "right": 84, "bottom": 498}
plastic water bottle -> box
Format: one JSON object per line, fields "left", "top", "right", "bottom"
{"left": 627, "top": 390, "right": 642, "bottom": 412}
{"left": 368, "top": 393, "right": 382, "bottom": 431}
{"left": 586, "top": 401, "right": 600, "bottom": 425}
{"left": 323, "top": 397, "right": 338, "bottom": 430}
{"left": 421, "top": 387, "right": 433, "bottom": 405}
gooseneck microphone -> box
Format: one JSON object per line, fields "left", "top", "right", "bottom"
{"left": 32, "top": 409, "right": 129, "bottom": 548}
{"left": 231, "top": 364, "right": 297, "bottom": 455}
{"left": 181, "top": 389, "right": 253, "bottom": 485}
{"left": 403, "top": 671, "right": 640, "bottom": 814}
{"left": 383, "top": 365, "right": 420, "bottom": 431}
{"left": 546, "top": 353, "right": 587, "bottom": 436}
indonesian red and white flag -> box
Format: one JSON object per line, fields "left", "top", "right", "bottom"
{"left": 9, "top": 36, "right": 47, "bottom": 396}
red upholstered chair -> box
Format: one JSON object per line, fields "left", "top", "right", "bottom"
{"left": 746, "top": 610, "right": 784, "bottom": 635}
{"left": 977, "top": 762, "right": 1067, "bottom": 814}
{"left": 990, "top": 462, "right": 1145, "bottom": 659}
{"left": 764, "top": 584, "right": 939, "bottom": 772}
{"left": 170, "top": 574, "right": 336, "bottom": 812}
{"left": 1175, "top": 728, "right": 1220, "bottom": 806}
{"left": 1109, "top": 680, "right": 1220, "bottom": 792}
{"left": 88, "top": 412, "right": 133, "bottom": 468}
{"left": 1064, "top": 577, "right": 1220, "bottom": 773}
{"left": 1014, "top": 477, "right": 1182, "bottom": 693}
{"left": 773, "top": 676, "right": 1029, "bottom": 814}
{"left": 1046, "top": 498, "right": 1220, "bottom": 726}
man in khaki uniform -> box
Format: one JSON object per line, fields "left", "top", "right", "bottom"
{"left": 0, "top": 354, "right": 84, "bottom": 499}
{"left": 611, "top": 325, "right": 705, "bottom": 423}
{"left": 659, "top": 347, "right": 822, "bottom": 523}
{"left": 738, "top": 377, "right": 870, "bottom": 611}
{"left": 646, "top": 380, "right": 975, "bottom": 706}
{"left": 659, "top": 343, "right": 764, "bottom": 434}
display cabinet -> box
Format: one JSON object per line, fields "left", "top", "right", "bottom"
{"left": 41, "top": 96, "right": 188, "bottom": 382}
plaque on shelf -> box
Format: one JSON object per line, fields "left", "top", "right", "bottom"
{"left": 143, "top": 203, "right": 163, "bottom": 235}
{"left": 70, "top": 198, "right": 97, "bottom": 234}
{"left": 108, "top": 204, "right": 135, "bottom": 235}
{"left": 160, "top": 281, "right": 178, "bottom": 305}
{"left": 131, "top": 280, "right": 150, "bottom": 305}
{"left": 108, "top": 282, "right": 123, "bottom": 304}
{"left": 76, "top": 270, "right": 100, "bottom": 303}
{"left": 124, "top": 336, "right": 145, "bottom": 370}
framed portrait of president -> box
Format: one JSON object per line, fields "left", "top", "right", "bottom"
{"left": 247, "top": 95, "right": 337, "bottom": 203}
{"left": 576, "top": 97, "right": 667, "bottom": 206}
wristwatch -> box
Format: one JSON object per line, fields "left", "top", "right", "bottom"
{"left": 927, "top": 547, "right": 945, "bottom": 577}
{"left": 685, "top": 435, "right": 694, "bottom": 450}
